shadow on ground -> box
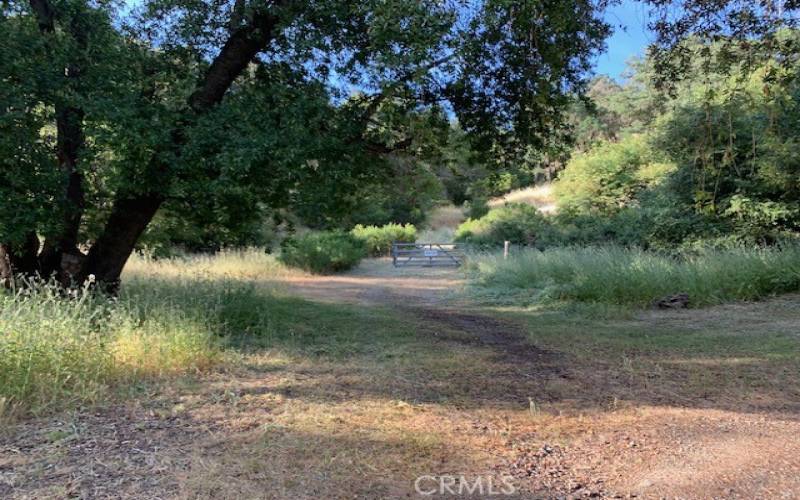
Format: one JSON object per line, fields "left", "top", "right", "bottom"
{"left": 4, "top": 258, "right": 800, "bottom": 499}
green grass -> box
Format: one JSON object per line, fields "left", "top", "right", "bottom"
{"left": 0, "top": 278, "right": 234, "bottom": 419}
{"left": 0, "top": 249, "right": 421, "bottom": 420}
{"left": 226, "top": 294, "right": 418, "bottom": 357}
{"left": 493, "top": 299, "right": 800, "bottom": 411}
{"left": 506, "top": 307, "right": 799, "bottom": 360}
{"left": 468, "top": 245, "right": 800, "bottom": 307}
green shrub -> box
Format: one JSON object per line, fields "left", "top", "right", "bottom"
{"left": 553, "top": 135, "right": 675, "bottom": 214}
{"left": 469, "top": 244, "right": 800, "bottom": 307}
{"left": 466, "top": 198, "right": 489, "bottom": 219}
{"left": 455, "top": 203, "right": 547, "bottom": 247}
{"left": 351, "top": 223, "right": 417, "bottom": 257}
{"left": 532, "top": 210, "right": 645, "bottom": 248}
{"left": 454, "top": 194, "right": 719, "bottom": 252}
{"left": 280, "top": 231, "right": 365, "bottom": 273}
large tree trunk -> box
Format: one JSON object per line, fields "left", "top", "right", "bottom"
{"left": 42, "top": 11, "right": 89, "bottom": 283}
{"left": 39, "top": 104, "right": 86, "bottom": 281}
{"left": 28, "top": 0, "right": 55, "bottom": 32}
{"left": 80, "top": 195, "right": 163, "bottom": 292}
{"left": 18, "top": 0, "right": 88, "bottom": 285}
{"left": 17, "top": 232, "right": 41, "bottom": 276}
{"left": 79, "top": 6, "right": 285, "bottom": 290}
{"left": 8, "top": 2, "right": 285, "bottom": 291}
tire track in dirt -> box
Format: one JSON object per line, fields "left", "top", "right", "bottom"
{"left": 283, "top": 261, "right": 800, "bottom": 499}
{"left": 411, "top": 307, "right": 554, "bottom": 362}
{"left": 282, "top": 258, "right": 559, "bottom": 366}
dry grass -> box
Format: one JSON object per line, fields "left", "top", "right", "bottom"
{"left": 488, "top": 184, "right": 557, "bottom": 213}
{"left": 176, "top": 353, "right": 502, "bottom": 498}
{"left": 0, "top": 250, "right": 299, "bottom": 421}
{"left": 426, "top": 205, "right": 466, "bottom": 229}
{"left": 124, "top": 248, "right": 301, "bottom": 282}
{"left": 417, "top": 204, "right": 465, "bottom": 242}
{"left": 499, "top": 297, "right": 800, "bottom": 414}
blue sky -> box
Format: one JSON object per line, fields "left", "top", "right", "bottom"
{"left": 121, "top": 0, "right": 653, "bottom": 82}
{"left": 594, "top": 0, "right": 654, "bottom": 79}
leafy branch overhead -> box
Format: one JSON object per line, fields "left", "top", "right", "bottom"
{"left": 646, "top": 0, "right": 800, "bottom": 90}
{"left": 1, "top": 0, "right": 611, "bottom": 289}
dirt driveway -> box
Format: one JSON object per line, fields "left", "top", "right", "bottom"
{"left": 286, "top": 259, "right": 800, "bottom": 499}
{"left": 2, "top": 258, "right": 800, "bottom": 499}
{"left": 283, "top": 257, "right": 468, "bottom": 306}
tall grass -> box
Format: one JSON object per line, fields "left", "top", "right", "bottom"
{"left": 469, "top": 245, "right": 800, "bottom": 307}
{"left": 125, "top": 247, "right": 297, "bottom": 280}
{"left": 0, "top": 249, "right": 294, "bottom": 420}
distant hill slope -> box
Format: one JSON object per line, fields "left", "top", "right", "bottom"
{"left": 489, "top": 184, "right": 557, "bottom": 214}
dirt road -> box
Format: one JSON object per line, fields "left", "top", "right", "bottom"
{"left": 2, "top": 259, "right": 800, "bottom": 499}
{"left": 285, "top": 259, "right": 800, "bottom": 499}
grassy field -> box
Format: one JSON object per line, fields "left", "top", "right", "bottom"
{"left": 0, "top": 250, "right": 291, "bottom": 419}
{"left": 3, "top": 246, "right": 800, "bottom": 419}
{"left": 467, "top": 244, "right": 800, "bottom": 307}
{"left": 0, "top": 250, "right": 455, "bottom": 420}
{"left": 501, "top": 302, "right": 800, "bottom": 412}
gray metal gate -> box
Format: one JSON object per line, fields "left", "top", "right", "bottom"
{"left": 391, "top": 243, "right": 464, "bottom": 267}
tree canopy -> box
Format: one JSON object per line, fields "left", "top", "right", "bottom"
{"left": 1, "top": 0, "right": 611, "bottom": 289}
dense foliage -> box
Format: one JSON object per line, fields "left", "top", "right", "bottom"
{"left": 454, "top": 201, "right": 658, "bottom": 249}
{"left": 1, "top": 0, "right": 611, "bottom": 289}
{"left": 646, "top": 0, "right": 800, "bottom": 93}
{"left": 554, "top": 135, "right": 675, "bottom": 214}
{"left": 279, "top": 232, "right": 366, "bottom": 274}
{"left": 455, "top": 204, "right": 546, "bottom": 247}
{"left": 545, "top": 37, "right": 800, "bottom": 250}
{"left": 351, "top": 223, "right": 417, "bottom": 257}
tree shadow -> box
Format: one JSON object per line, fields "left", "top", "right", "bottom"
{"left": 223, "top": 294, "right": 800, "bottom": 417}
{"left": 124, "top": 276, "right": 800, "bottom": 416}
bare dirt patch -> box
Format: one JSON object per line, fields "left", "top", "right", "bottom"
{"left": 502, "top": 407, "right": 800, "bottom": 498}
{"left": 281, "top": 257, "right": 466, "bottom": 307}
{"left": 415, "top": 307, "right": 560, "bottom": 366}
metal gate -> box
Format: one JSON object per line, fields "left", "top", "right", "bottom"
{"left": 391, "top": 242, "right": 464, "bottom": 267}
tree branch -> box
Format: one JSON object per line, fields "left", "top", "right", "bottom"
{"left": 85, "top": 2, "right": 290, "bottom": 287}
{"left": 357, "top": 54, "right": 455, "bottom": 121}
{"left": 28, "top": 0, "right": 54, "bottom": 32}
{"left": 189, "top": 4, "right": 285, "bottom": 111}
{"left": 363, "top": 136, "right": 414, "bottom": 155}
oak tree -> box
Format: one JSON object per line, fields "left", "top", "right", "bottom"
{"left": 1, "top": 0, "right": 610, "bottom": 290}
